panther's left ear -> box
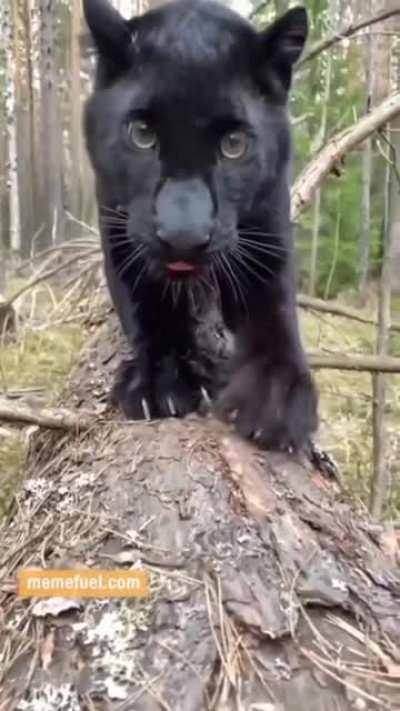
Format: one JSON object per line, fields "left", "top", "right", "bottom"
{"left": 256, "top": 7, "right": 308, "bottom": 93}
{"left": 83, "top": 0, "right": 133, "bottom": 69}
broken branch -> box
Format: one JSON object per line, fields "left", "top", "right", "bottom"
{"left": 291, "top": 92, "right": 400, "bottom": 218}
{"left": 0, "top": 398, "right": 92, "bottom": 431}
{"left": 309, "top": 353, "right": 400, "bottom": 373}
{"left": 297, "top": 294, "right": 400, "bottom": 334}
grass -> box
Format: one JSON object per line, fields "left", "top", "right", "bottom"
{"left": 301, "top": 308, "right": 400, "bottom": 517}
{"left": 0, "top": 279, "right": 86, "bottom": 517}
{"left": 0, "top": 327, "right": 84, "bottom": 397}
{"left": 0, "top": 433, "right": 26, "bottom": 516}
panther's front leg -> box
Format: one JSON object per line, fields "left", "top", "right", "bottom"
{"left": 217, "top": 266, "right": 318, "bottom": 451}
{"left": 106, "top": 254, "right": 215, "bottom": 419}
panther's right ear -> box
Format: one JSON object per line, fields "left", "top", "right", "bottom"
{"left": 83, "top": 0, "right": 133, "bottom": 68}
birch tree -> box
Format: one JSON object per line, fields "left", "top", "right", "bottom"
{"left": 39, "top": 0, "right": 64, "bottom": 246}
{"left": 2, "top": 0, "right": 21, "bottom": 254}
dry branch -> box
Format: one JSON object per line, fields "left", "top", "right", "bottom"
{"left": 8, "top": 249, "right": 101, "bottom": 306}
{"left": 291, "top": 92, "right": 400, "bottom": 218}
{"left": 309, "top": 353, "right": 400, "bottom": 372}
{"left": 0, "top": 398, "right": 92, "bottom": 431}
{"left": 298, "top": 7, "right": 400, "bottom": 67}
{"left": 297, "top": 293, "right": 400, "bottom": 334}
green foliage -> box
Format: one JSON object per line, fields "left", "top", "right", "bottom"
{"left": 253, "top": 1, "right": 387, "bottom": 298}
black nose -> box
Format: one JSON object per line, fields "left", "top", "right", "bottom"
{"left": 155, "top": 178, "right": 214, "bottom": 261}
{"left": 156, "top": 228, "right": 211, "bottom": 259}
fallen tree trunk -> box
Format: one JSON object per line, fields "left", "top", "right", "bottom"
{"left": 1, "top": 321, "right": 400, "bottom": 711}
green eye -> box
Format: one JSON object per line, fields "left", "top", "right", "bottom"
{"left": 127, "top": 120, "right": 157, "bottom": 150}
{"left": 220, "top": 130, "right": 247, "bottom": 160}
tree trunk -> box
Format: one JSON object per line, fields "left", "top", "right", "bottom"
{"left": 68, "top": 0, "right": 83, "bottom": 227}
{"left": 0, "top": 125, "right": 9, "bottom": 293}
{"left": 388, "top": 10, "right": 400, "bottom": 295}
{"left": 1, "top": 317, "right": 400, "bottom": 710}
{"left": 308, "top": 17, "right": 333, "bottom": 298}
{"left": 3, "top": 0, "right": 21, "bottom": 254}
{"left": 358, "top": 0, "right": 375, "bottom": 294}
{"left": 39, "top": 0, "right": 65, "bottom": 247}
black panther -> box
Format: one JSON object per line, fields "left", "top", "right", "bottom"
{"left": 83, "top": 0, "right": 318, "bottom": 450}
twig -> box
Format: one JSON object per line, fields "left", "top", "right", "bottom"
{"left": 249, "top": 0, "right": 273, "bottom": 21}
{"left": 0, "top": 398, "right": 93, "bottom": 431}
{"left": 291, "top": 92, "right": 400, "bottom": 218}
{"left": 297, "top": 293, "right": 400, "bottom": 334}
{"left": 16, "top": 238, "right": 99, "bottom": 274}
{"left": 8, "top": 250, "right": 100, "bottom": 306}
{"left": 65, "top": 210, "right": 99, "bottom": 237}
{"left": 309, "top": 354, "right": 400, "bottom": 373}
{"left": 298, "top": 7, "right": 400, "bottom": 68}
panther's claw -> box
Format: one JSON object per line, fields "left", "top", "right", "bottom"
{"left": 141, "top": 398, "right": 151, "bottom": 421}
{"left": 167, "top": 396, "right": 177, "bottom": 416}
{"left": 201, "top": 386, "right": 212, "bottom": 406}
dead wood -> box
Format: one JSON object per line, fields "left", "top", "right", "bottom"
{"left": 309, "top": 353, "right": 400, "bottom": 373}
{"left": 0, "top": 317, "right": 400, "bottom": 711}
{"left": 291, "top": 92, "right": 400, "bottom": 219}
{"left": 0, "top": 398, "right": 94, "bottom": 431}
{"left": 297, "top": 293, "right": 400, "bottom": 334}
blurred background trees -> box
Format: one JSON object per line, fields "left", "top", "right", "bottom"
{"left": 1, "top": 0, "right": 399, "bottom": 300}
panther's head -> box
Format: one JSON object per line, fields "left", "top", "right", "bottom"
{"left": 83, "top": 0, "right": 307, "bottom": 283}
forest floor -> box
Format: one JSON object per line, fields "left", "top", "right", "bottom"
{"left": 1, "top": 272, "right": 399, "bottom": 520}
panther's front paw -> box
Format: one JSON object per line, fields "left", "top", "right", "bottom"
{"left": 111, "top": 356, "right": 214, "bottom": 420}
{"left": 216, "top": 357, "right": 318, "bottom": 451}
{"left": 111, "top": 360, "right": 154, "bottom": 419}
{"left": 153, "top": 353, "right": 213, "bottom": 418}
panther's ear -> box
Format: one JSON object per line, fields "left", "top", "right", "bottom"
{"left": 257, "top": 7, "right": 308, "bottom": 93}
{"left": 83, "top": 0, "right": 133, "bottom": 68}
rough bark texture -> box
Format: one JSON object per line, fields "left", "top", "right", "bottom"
{"left": 1, "top": 315, "right": 400, "bottom": 711}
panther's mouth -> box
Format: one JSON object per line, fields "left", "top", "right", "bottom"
{"left": 166, "top": 261, "right": 198, "bottom": 275}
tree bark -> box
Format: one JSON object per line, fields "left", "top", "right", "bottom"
{"left": 358, "top": 0, "right": 375, "bottom": 294}
{"left": 0, "top": 319, "right": 400, "bottom": 710}
{"left": 69, "top": 0, "right": 84, "bottom": 226}
{"left": 39, "top": 0, "right": 65, "bottom": 247}
{"left": 2, "top": 0, "right": 21, "bottom": 254}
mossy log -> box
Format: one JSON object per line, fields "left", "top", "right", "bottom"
{"left": 1, "top": 317, "right": 400, "bottom": 711}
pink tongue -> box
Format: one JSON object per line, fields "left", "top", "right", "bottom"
{"left": 167, "top": 261, "right": 196, "bottom": 272}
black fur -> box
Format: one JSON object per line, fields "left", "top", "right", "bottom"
{"left": 83, "top": 0, "right": 318, "bottom": 450}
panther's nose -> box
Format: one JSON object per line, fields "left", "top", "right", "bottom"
{"left": 155, "top": 177, "right": 214, "bottom": 263}
{"left": 156, "top": 228, "right": 211, "bottom": 260}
